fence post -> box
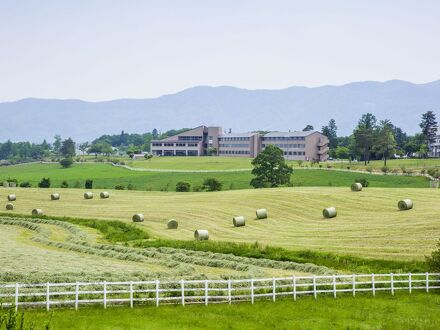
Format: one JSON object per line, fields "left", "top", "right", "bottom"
{"left": 426, "top": 272, "right": 429, "bottom": 293}
{"left": 272, "top": 278, "right": 276, "bottom": 302}
{"left": 155, "top": 280, "right": 160, "bottom": 307}
{"left": 103, "top": 281, "right": 107, "bottom": 309}
{"left": 251, "top": 279, "right": 254, "bottom": 304}
{"left": 332, "top": 275, "right": 336, "bottom": 298}
{"left": 75, "top": 282, "right": 79, "bottom": 310}
{"left": 313, "top": 275, "right": 317, "bottom": 299}
{"left": 390, "top": 273, "right": 394, "bottom": 296}
{"left": 352, "top": 274, "right": 356, "bottom": 297}
{"left": 205, "top": 280, "right": 208, "bottom": 306}
{"left": 181, "top": 279, "right": 185, "bottom": 306}
{"left": 15, "top": 283, "right": 18, "bottom": 312}
{"left": 46, "top": 282, "right": 50, "bottom": 311}
{"left": 408, "top": 273, "right": 412, "bottom": 294}
{"left": 293, "top": 276, "right": 296, "bottom": 301}
{"left": 372, "top": 273, "right": 375, "bottom": 297}
{"left": 228, "top": 279, "right": 232, "bottom": 304}
{"left": 129, "top": 281, "right": 133, "bottom": 308}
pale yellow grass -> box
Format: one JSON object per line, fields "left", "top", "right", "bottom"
{"left": 2, "top": 186, "right": 440, "bottom": 260}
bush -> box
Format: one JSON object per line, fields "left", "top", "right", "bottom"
{"left": 366, "top": 166, "right": 373, "bottom": 173}
{"left": 115, "top": 184, "right": 125, "bottom": 190}
{"left": 144, "top": 154, "right": 153, "bottom": 160}
{"left": 202, "top": 178, "right": 222, "bottom": 191}
{"left": 381, "top": 166, "right": 389, "bottom": 173}
{"left": 61, "top": 180, "right": 69, "bottom": 188}
{"left": 85, "top": 179, "right": 93, "bottom": 189}
{"left": 38, "top": 177, "right": 51, "bottom": 188}
{"left": 74, "top": 181, "right": 81, "bottom": 188}
{"left": 401, "top": 166, "right": 407, "bottom": 174}
{"left": 60, "top": 158, "right": 74, "bottom": 168}
{"left": 176, "top": 181, "right": 191, "bottom": 192}
{"left": 428, "top": 169, "right": 440, "bottom": 178}
{"left": 355, "top": 178, "right": 369, "bottom": 187}
{"left": 192, "top": 185, "right": 203, "bottom": 192}
{"left": 127, "top": 183, "right": 135, "bottom": 190}
{"left": 19, "top": 181, "right": 31, "bottom": 188}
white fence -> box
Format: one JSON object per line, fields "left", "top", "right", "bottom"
{"left": 1, "top": 273, "right": 438, "bottom": 311}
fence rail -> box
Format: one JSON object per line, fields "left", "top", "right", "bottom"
{"left": 1, "top": 273, "right": 439, "bottom": 311}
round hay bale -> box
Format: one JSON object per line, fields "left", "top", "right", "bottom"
{"left": 100, "top": 192, "right": 110, "bottom": 199}
{"left": 132, "top": 213, "right": 145, "bottom": 222}
{"left": 84, "top": 192, "right": 93, "bottom": 199}
{"left": 167, "top": 219, "right": 178, "bottom": 229}
{"left": 3, "top": 181, "right": 9, "bottom": 188}
{"left": 32, "top": 208, "right": 43, "bottom": 216}
{"left": 351, "top": 183, "right": 363, "bottom": 191}
{"left": 8, "top": 182, "right": 16, "bottom": 188}
{"left": 233, "top": 216, "right": 245, "bottom": 227}
{"left": 6, "top": 203, "right": 14, "bottom": 210}
{"left": 50, "top": 193, "right": 60, "bottom": 200}
{"left": 7, "top": 194, "right": 16, "bottom": 202}
{"left": 323, "top": 207, "right": 337, "bottom": 218}
{"left": 256, "top": 208, "right": 267, "bottom": 219}
{"left": 398, "top": 199, "right": 413, "bottom": 211}
{"left": 194, "top": 229, "right": 209, "bottom": 241}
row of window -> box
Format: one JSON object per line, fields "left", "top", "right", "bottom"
{"left": 263, "top": 136, "right": 306, "bottom": 141}
{"left": 263, "top": 143, "right": 306, "bottom": 148}
{"left": 152, "top": 143, "right": 198, "bottom": 147}
{"left": 178, "top": 136, "right": 202, "bottom": 141}
{"left": 219, "top": 137, "right": 251, "bottom": 141}
{"left": 158, "top": 150, "right": 199, "bottom": 156}
{"left": 219, "top": 144, "right": 250, "bottom": 148}
{"left": 219, "top": 150, "right": 250, "bottom": 155}
{"left": 284, "top": 151, "right": 305, "bottom": 156}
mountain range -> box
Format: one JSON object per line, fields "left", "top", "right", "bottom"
{"left": 1, "top": 79, "right": 440, "bottom": 142}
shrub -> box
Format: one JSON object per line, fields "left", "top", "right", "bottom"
{"left": 61, "top": 180, "right": 69, "bottom": 188}
{"left": 381, "top": 166, "right": 389, "bottom": 173}
{"left": 6, "top": 178, "right": 18, "bottom": 184}
{"left": 127, "top": 183, "right": 135, "bottom": 190}
{"left": 60, "top": 158, "right": 74, "bottom": 168}
{"left": 115, "top": 184, "right": 125, "bottom": 190}
{"left": 19, "top": 181, "right": 31, "bottom": 188}
{"left": 366, "top": 166, "right": 373, "bottom": 173}
{"left": 74, "top": 181, "right": 81, "bottom": 188}
{"left": 401, "top": 166, "right": 407, "bottom": 174}
{"left": 346, "top": 166, "right": 350, "bottom": 170}
{"left": 203, "top": 178, "right": 222, "bottom": 191}
{"left": 176, "top": 181, "right": 191, "bottom": 192}
{"left": 85, "top": 179, "right": 93, "bottom": 189}
{"left": 355, "top": 178, "right": 369, "bottom": 187}
{"left": 297, "top": 160, "right": 303, "bottom": 167}
{"left": 144, "top": 154, "right": 153, "bottom": 160}
{"left": 192, "top": 185, "right": 203, "bottom": 192}
{"left": 38, "top": 177, "right": 51, "bottom": 188}
{"left": 427, "top": 169, "right": 440, "bottom": 178}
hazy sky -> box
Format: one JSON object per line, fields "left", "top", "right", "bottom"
{"left": 1, "top": 0, "right": 439, "bottom": 101}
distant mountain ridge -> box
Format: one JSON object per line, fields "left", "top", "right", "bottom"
{"left": 1, "top": 79, "right": 440, "bottom": 142}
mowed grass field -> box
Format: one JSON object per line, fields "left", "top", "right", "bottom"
{"left": 15, "top": 293, "right": 440, "bottom": 329}
{"left": 0, "top": 162, "right": 429, "bottom": 190}
{"left": 127, "top": 156, "right": 253, "bottom": 170}
{"left": 3, "top": 186, "right": 440, "bottom": 260}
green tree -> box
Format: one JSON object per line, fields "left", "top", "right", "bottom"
{"left": 374, "top": 120, "right": 396, "bottom": 166}
{"left": 321, "top": 119, "right": 338, "bottom": 149}
{"left": 60, "top": 138, "right": 76, "bottom": 158}
{"left": 302, "top": 125, "right": 314, "bottom": 132}
{"left": 38, "top": 177, "right": 51, "bottom": 188}
{"left": 250, "top": 145, "right": 293, "bottom": 188}
{"left": 52, "top": 135, "right": 62, "bottom": 156}
{"left": 353, "top": 113, "right": 377, "bottom": 165}
{"left": 202, "top": 178, "right": 223, "bottom": 191}
{"left": 79, "top": 142, "right": 90, "bottom": 157}
{"left": 176, "top": 181, "right": 191, "bottom": 192}
{"left": 59, "top": 158, "right": 74, "bottom": 168}
{"left": 333, "top": 146, "right": 350, "bottom": 159}
{"left": 420, "top": 111, "right": 438, "bottom": 144}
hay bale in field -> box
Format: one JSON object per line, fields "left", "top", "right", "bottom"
{"left": 2, "top": 181, "right": 8, "bottom": 188}
{"left": 6, "top": 203, "right": 14, "bottom": 210}
{"left": 398, "top": 199, "right": 413, "bottom": 211}
{"left": 7, "top": 194, "right": 16, "bottom": 201}
{"left": 84, "top": 192, "right": 93, "bottom": 199}
{"left": 132, "top": 213, "right": 145, "bottom": 222}
{"left": 167, "top": 219, "right": 178, "bottom": 229}
{"left": 32, "top": 208, "right": 43, "bottom": 216}
{"left": 323, "top": 207, "right": 337, "bottom": 218}
{"left": 351, "top": 183, "right": 363, "bottom": 191}
{"left": 50, "top": 193, "right": 60, "bottom": 200}
{"left": 8, "top": 182, "right": 16, "bottom": 188}
{"left": 233, "top": 216, "right": 245, "bottom": 227}
{"left": 256, "top": 208, "right": 267, "bottom": 219}
{"left": 194, "top": 229, "right": 209, "bottom": 241}
{"left": 100, "top": 191, "right": 110, "bottom": 199}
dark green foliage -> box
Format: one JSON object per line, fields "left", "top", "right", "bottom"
{"left": 60, "top": 138, "right": 76, "bottom": 158}
{"left": 127, "top": 183, "right": 135, "bottom": 190}
{"left": 38, "top": 177, "right": 51, "bottom": 188}
{"left": 114, "top": 184, "right": 125, "bottom": 190}
{"left": 85, "top": 179, "right": 93, "bottom": 189}
{"left": 60, "top": 181, "right": 69, "bottom": 188}
{"left": 202, "top": 178, "right": 222, "bottom": 191}
{"left": 250, "top": 145, "right": 293, "bottom": 188}
{"left": 355, "top": 178, "right": 369, "bottom": 187}
{"left": 426, "top": 241, "right": 440, "bottom": 272}
{"left": 59, "top": 158, "right": 73, "bottom": 168}
{"left": 176, "top": 181, "right": 191, "bottom": 192}
{"left": 19, "top": 181, "right": 31, "bottom": 188}
{"left": 420, "top": 111, "right": 438, "bottom": 144}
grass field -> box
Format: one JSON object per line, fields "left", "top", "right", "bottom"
{"left": 127, "top": 156, "right": 253, "bottom": 170}
{"left": 0, "top": 162, "right": 429, "bottom": 191}
{"left": 3, "top": 186, "right": 440, "bottom": 260}
{"left": 10, "top": 292, "right": 440, "bottom": 329}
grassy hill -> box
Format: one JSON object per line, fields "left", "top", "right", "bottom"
{"left": 3, "top": 186, "right": 439, "bottom": 260}
{"left": 0, "top": 162, "right": 429, "bottom": 191}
